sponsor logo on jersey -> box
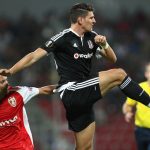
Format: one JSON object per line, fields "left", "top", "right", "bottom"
{"left": 0, "top": 116, "right": 18, "bottom": 127}
{"left": 74, "top": 53, "right": 93, "bottom": 59}
{"left": 8, "top": 96, "right": 17, "bottom": 107}
{"left": 87, "top": 40, "right": 94, "bottom": 49}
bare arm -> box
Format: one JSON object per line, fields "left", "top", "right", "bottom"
{"left": 38, "top": 84, "right": 57, "bottom": 95}
{"left": 122, "top": 102, "right": 135, "bottom": 123}
{"left": 0, "top": 48, "right": 47, "bottom": 76}
{"left": 94, "top": 35, "right": 117, "bottom": 63}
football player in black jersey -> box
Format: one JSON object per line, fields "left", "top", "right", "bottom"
{"left": 1, "top": 3, "right": 150, "bottom": 150}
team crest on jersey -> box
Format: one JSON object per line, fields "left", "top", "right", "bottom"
{"left": 8, "top": 97, "right": 17, "bottom": 107}
{"left": 87, "top": 40, "right": 94, "bottom": 49}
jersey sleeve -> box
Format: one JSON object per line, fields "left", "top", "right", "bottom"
{"left": 95, "top": 47, "right": 103, "bottom": 59}
{"left": 17, "top": 86, "right": 39, "bottom": 104}
{"left": 40, "top": 31, "right": 64, "bottom": 53}
{"left": 40, "top": 39, "right": 57, "bottom": 53}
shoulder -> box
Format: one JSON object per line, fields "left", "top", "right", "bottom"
{"left": 85, "top": 30, "right": 98, "bottom": 38}
{"left": 126, "top": 97, "right": 137, "bottom": 105}
{"left": 14, "top": 86, "right": 39, "bottom": 96}
{"left": 139, "top": 81, "right": 147, "bottom": 87}
{"left": 51, "top": 28, "right": 71, "bottom": 42}
{"left": 8, "top": 86, "right": 20, "bottom": 92}
{"left": 91, "top": 30, "right": 98, "bottom": 35}
{"left": 88, "top": 30, "right": 98, "bottom": 35}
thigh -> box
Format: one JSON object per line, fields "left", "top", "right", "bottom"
{"left": 98, "top": 68, "right": 126, "bottom": 96}
{"left": 74, "top": 122, "right": 95, "bottom": 150}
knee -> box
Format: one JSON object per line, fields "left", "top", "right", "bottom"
{"left": 76, "top": 141, "right": 92, "bottom": 150}
{"left": 112, "top": 68, "right": 127, "bottom": 81}
{"left": 116, "top": 68, "right": 127, "bottom": 80}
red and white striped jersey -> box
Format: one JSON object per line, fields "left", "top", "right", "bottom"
{"left": 0, "top": 86, "right": 39, "bottom": 150}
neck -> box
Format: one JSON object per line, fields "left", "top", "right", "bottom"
{"left": 0, "top": 93, "right": 6, "bottom": 101}
{"left": 71, "top": 24, "right": 85, "bottom": 37}
{"left": 0, "top": 89, "right": 8, "bottom": 101}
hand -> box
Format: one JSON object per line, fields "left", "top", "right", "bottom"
{"left": 94, "top": 35, "right": 107, "bottom": 47}
{"left": 124, "top": 112, "right": 134, "bottom": 123}
{"left": 39, "top": 84, "right": 57, "bottom": 95}
{"left": 0, "top": 75, "right": 8, "bottom": 92}
{"left": 0, "top": 69, "right": 12, "bottom": 76}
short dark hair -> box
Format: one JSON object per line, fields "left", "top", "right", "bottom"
{"left": 70, "top": 3, "right": 94, "bottom": 23}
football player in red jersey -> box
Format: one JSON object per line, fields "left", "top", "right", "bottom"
{"left": 0, "top": 75, "right": 55, "bottom": 150}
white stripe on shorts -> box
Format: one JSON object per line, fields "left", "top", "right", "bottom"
{"left": 67, "top": 77, "right": 99, "bottom": 91}
{"left": 58, "top": 77, "right": 99, "bottom": 98}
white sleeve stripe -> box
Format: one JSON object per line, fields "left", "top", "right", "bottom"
{"left": 51, "top": 29, "right": 70, "bottom": 41}
{"left": 91, "top": 30, "right": 98, "bottom": 35}
{"left": 17, "top": 87, "right": 39, "bottom": 104}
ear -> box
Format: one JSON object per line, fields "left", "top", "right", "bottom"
{"left": 77, "top": 17, "right": 83, "bottom": 25}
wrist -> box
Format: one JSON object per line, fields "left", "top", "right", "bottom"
{"left": 101, "top": 42, "right": 109, "bottom": 49}
{"left": 9, "top": 69, "right": 14, "bottom": 76}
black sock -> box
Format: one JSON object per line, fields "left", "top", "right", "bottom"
{"left": 119, "top": 76, "right": 150, "bottom": 106}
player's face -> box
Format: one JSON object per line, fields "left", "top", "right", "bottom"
{"left": 145, "top": 64, "right": 150, "bottom": 82}
{"left": 0, "top": 75, "right": 8, "bottom": 96}
{"left": 81, "top": 11, "right": 96, "bottom": 32}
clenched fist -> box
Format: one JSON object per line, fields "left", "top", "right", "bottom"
{"left": 94, "top": 35, "right": 107, "bottom": 48}
{"left": 0, "top": 69, "right": 11, "bottom": 76}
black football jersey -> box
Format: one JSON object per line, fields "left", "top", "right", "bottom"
{"left": 41, "top": 28, "right": 99, "bottom": 84}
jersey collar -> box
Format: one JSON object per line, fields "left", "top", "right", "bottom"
{"left": 69, "top": 28, "right": 84, "bottom": 37}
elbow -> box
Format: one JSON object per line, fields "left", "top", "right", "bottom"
{"left": 113, "top": 56, "right": 117, "bottom": 63}
{"left": 113, "top": 53, "right": 117, "bottom": 63}
{"left": 110, "top": 56, "right": 117, "bottom": 63}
